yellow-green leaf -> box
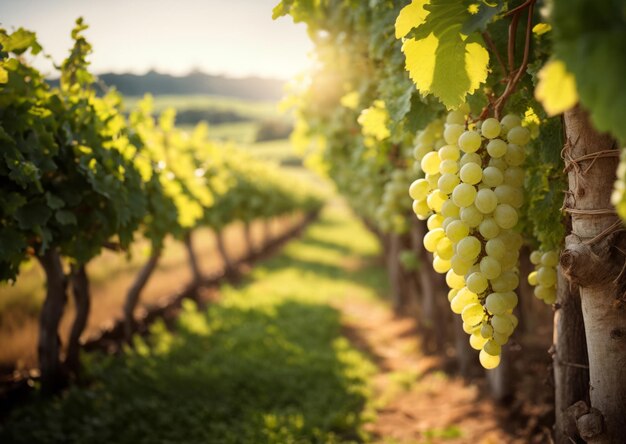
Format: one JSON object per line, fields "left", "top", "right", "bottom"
{"left": 358, "top": 100, "right": 390, "bottom": 141}
{"left": 402, "top": 32, "right": 489, "bottom": 109}
{"left": 532, "top": 23, "right": 552, "bottom": 36}
{"left": 535, "top": 59, "right": 578, "bottom": 116}
{"left": 0, "top": 66, "right": 7, "bottom": 84}
{"left": 395, "top": 0, "right": 430, "bottom": 39}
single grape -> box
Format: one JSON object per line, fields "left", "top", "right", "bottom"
{"left": 438, "top": 173, "right": 460, "bottom": 194}
{"left": 475, "top": 188, "right": 498, "bottom": 214}
{"left": 409, "top": 179, "right": 430, "bottom": 200}
{"left": 481, "top": 322, "right": 494, "bottom": 339}
{"left": 460, "top": 152, "right": 482, "bottom": 167}
{"left": 462, "top": 302, "right": 485, "bottom": 326}
{"left": 456, "top": 236, "right": 481, "bottom": 260}
{"left": 436, "top": 237, "right": 454, "bottom": 260}
{"left": 460, "top": 205, "right": 483, "bottom": 228}
{"left": 500, "top": 114, "right": 522, "bottom": 132}
{"left": 470, "top": 334, "right": 489, "bottom": 350}
{"left": 530, "top": 250, "right": 543, "bottom": 265}
{"left": 412, "top": 199, "right": 430, "bottom": 219}
{"left": 441, "top": 199, "right": 460, "bottom": 218}
{"left": 493, "top": 204, "right": 518, "bottom": 229}
{"left": 537, "top": 266, "right": 557, "bottom": 286}
{"left": 479, "top": 349, "right": 501, "bottom": 369}
{"left": 444, "top": 124, "right": 465, "bottom": 145}
{"left": 485, "top": 238, "right": 506, "bottom": 260}
{"left": 451, "top": 255, "right": 473, "bottom": 275}
{"left": 452, "top": 183, "right": 477, "bottom": 208}
{"left": 427, "top": 214, "right": 445, "bottom": 230}
{"left": 491, "top": 315, "right": 514, "bottom": 335}
{"left": 460, "top": 162, "right": 483, "bottom": 185}
{"left": 480, "top": 118, "right": 501, "bottom": 139}
{"left": 423, "top": 228, "right": 445, "bottom": 252}
{"left": 458, "top": 130, "right": 482, "bottom": 153}
{"left": 466, "top": 272, "right": 488, "bottom": 294}
{"left": 421, "top": 151, "right": 441, "bottom": 175}
{"left": 527, "top": 270, "right": 538, "bottom": 286}
{"left": 486, "top": 139, "right": 507, "bottom": 158}
{"left": 507, "top": 126, "right": 530, "bottom": 145}
{"left": 482, "top": 166, "right": 504, "bottom": 187}
{"left": 483, "top": 340, "right": 501, "bottom": 356}
{"left": 451, "top": 287, "right": 479, "bottom": 314}
{"left": 446, "top": 270, "right": 466, "bottom": 290}
{"left": 480, "top": 256, "right": 502, "bottom": 279}
{"left": 446, "top": 219, "right": 470, "bottom": 242}
{"left": 439, "top": 159, "right": 459, "bottom": 175}
{"left": 479, "top": 218, "right": 500, "bottom": 240}
{"left": 439, "top": 144, "right": 461, "bottom": 161}
{"left": 433, "top": 255, "right": 451, "bottom": 273}
{"left": 505, "top": 144, "right": 525, "bottom": 166}
{"left": 485, "top": 292, "right": 507, "bottom": 315}
{"left": 427, "top": 190, "right": 447, "bottom": 212}
{"left": 446, "top": 110, "right": 465, "bottom": 125}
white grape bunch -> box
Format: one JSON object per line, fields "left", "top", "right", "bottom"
{"left": 528, "top": 249, "right": 558, "bottom": 304}
{"left": 409, "top": 109, "right": 530, "bottom": 369}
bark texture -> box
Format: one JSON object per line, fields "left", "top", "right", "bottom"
{"left": 66, "top": 264, "right": 91, "bottom": 375}
{"left": 553, "top": 268, "right": 588, "bottom": 444}
{"left": 37, "top": 249, "right": 68, "bottom": 394}
{"left": 561, "top": 106, "right": 626, "bottom": 443}
{"left": 184, "top": 231, "right": 203, "bottom": 284}
{"left": 124, "top": 252, "right": 160, "bottom": 341}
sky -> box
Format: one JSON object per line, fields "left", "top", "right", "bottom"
{"left": 0, "top": 0, "right": 313, "bottom": 80}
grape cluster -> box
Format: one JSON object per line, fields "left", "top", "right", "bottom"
{"left": 528, "top": 250, "right": 558, "bottom": 304}
{"left": 377, "top": 165, "right": 421, "bottom": 233}
{"left": 409, "top": 110, "right": 530, "bottom": 369}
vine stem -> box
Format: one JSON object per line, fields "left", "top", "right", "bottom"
{"left": 494, "top": 0, "right": 535, "bottom": 119}
{"left": 482, "top": 31, "right": 508, "bottom": 76}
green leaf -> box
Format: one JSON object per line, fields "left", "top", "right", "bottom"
{"left": 0, "top": 28, "right": 41, "bottom": 55}
{"left": 14, "top": 200, "right": 52, "bottom": 230}
{"left": 0, "top": 66, "right": 7, "bottom": 84}
{"left": 462, "top": 0, "right": 504, "bottom": 34}
{"left": 535, "top": 59, "right": 578, "bottom": 116}
{"left": 45, "top": 193, "right": 65, "bottom": 210}
{"left": 55, "top": 210, "right": 77, "bottom": 226}
{"left": 400, "top": 0, "right": 490, "bottom": 109}
{"left": 552, "top": 0, "right": 626, "bottom": 142}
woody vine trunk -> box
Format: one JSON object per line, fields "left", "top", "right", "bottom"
{"left": 560, "top": 106, "right": 626, "bottom": 443}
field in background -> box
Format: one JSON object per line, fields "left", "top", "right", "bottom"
{"left": 0, "top": 93, "right": 322, "bottom": 370}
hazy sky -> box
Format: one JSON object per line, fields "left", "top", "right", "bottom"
{"left": 1, "top": 0, "right": 313, "bottom": 79}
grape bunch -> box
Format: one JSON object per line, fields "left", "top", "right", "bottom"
{"left": 409, "top": 110, "right": 530, "bottom": 369}
{"left": 528, "top": 250, "right": 559, "bottom": 304}
{"left": 377, "top": 165, "right": 421, "bottom": 233}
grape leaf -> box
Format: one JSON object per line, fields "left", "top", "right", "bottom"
{"left": 535, "top": 59, "right": 578, "bottom": 116}
{"left": 399, "top": 0, "right": 490, "bottom": 109}
{"left": 462, "top": 0, "right": 504, "bottom": 35}
{"left": 552, "top": 0, "right": 626, "bottom": 142}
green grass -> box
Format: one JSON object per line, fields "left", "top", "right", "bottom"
{"left": 0, "top": 204, "right": 388, "bottom": 443}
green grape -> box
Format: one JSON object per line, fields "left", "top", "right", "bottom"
{"left": 439, "top": 144, "right": 460, "bottom": 161}
{"left": 446, "top": 270, "right": 466, "bottom": 289}
{"left": 503, "top": 167, "right": 525, "bottom": 187}
{"left": 466, "top": 272, "right": 488, "bottom": 294}
{"left": 427, "top": 190, "right": 447, "bottom": 212}
{"left": 483, "top": 340, "right": 501, "bottom": 357}
{"left": 421, "top": 151, "right": 441, "bottom": 175}
{"left": 458, "top": 130, "right": 482, "bottom": 153}
{"left": 448, "top": 288, "right": 459, "bottom": 302}
{"left": 480, "top": 117, "right": 501, "bottom": 139}
{"left": 436, "top": 237, "right": 454, "bottom": 260}
{"left": 500, "top": 114, "right": 522, "bottom": 132}
{"left": 442, "top": 217, "right": 456, "bottom": 230}
{"left": 451, "top": 255, "right": 473, "bottom": 275}
{"left": 527, "top": 270, "right": 538, "bottom": 286}
{"left": 412, "top": 199, "right": 430, "bottom": 219}
{"left": 530, "top": 250, "right": 543, "bottom": 265}
{"left": 446, "top": 110, "right": 465, "bottom": 125}
{"left": 460, "top": 162, "right": 482, "bottom": 185}
{"left": 451, "top": 287, "right": 479, "bottom": 314}
{"left": 427, "top": 214, "right": 444, "bottom": 230}
{"left": 456, "top": 236, "right": 481, "bottom": 260}
{"left": 485, "top": 238, "right": 506, "bottom": 259}
{"left": 485, "top": 292, "right": 507, "bottom": 315}
{"left": 433, "top": 255, "right": 451, "bottom": 273}
{"left": 537, "top": 266, "right": 557, "bottom": 286}
{"left": 507, "top": 126, "right": 530, "bottom": 145}
{"left": 460, "top": 152, "right": 482, "bottom": 167}
{"left": 480, "top": 256, "right": 502, "bottom": 279}
{"left": 451, "top": 183, "right": 477, "bottom": 207}
{"left": 423, "top": 228, "right": 445, "bottom": 252}
{"left": 413, "top": 144, "right": 432, "bottom": 160}
{"left": 474, "top": 188, "right": 498, "bottom": 214}
{"left": 445, "top": 219, "right": 469, "bottom": 242}
{"left": 493, "top": 204, "right": 518, "bottom": 229}
{"left": 438, "top": 173, "right": 460, "bottom": 194}
{"left": 465, "top": 322, "right": 482, "bottom": 335}
{"left": 541, "top": 251, "right": 559, "bottom": 267}
{"left": 479, "top": 218, "right": 500, "bottom": 239}
{"left": 444, "top": 124, "right": 464, "bottom": 145}
{"left": 482, "top": 166, "right": 504, "bottom": 187}
{"left": 441, "top": 199, "right": 460, "bottom": 218}
{"left": 491, "top": 271, "right": 518, "bottom": 292}
{"left": 489, "top": 157, "right": 508, "bottom": 170}
{"left": 480, "top": 322, "right": 494, "bottom": 338}
{"left": 426, "top": 173, "right": 440, "bottom": 189}
{"left": 491, "top": 315, "right": 514, "bottom": 335}
{"left": 470, "top": 334, "right": 489, "bottom": 350}
{"left": 504, "top": 144, "right": 525, "bottom": 166}
{"left": 492, "top": 332, "right": 510, "bottom": 346}
{"left": 439, "top": 159, "right": 459, "bottom": 174}
{"left": 486, "top": 139, "right": 507, "bottom": 158}
{"left": 462, "top": 302, "right": 485, "bottom": 325}
{"left": 460, "top": 205, "right": 483, "bottom": 227}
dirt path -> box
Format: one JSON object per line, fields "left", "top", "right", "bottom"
{"left": 338, "top": 297, "right": 519, "bottom": 444}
